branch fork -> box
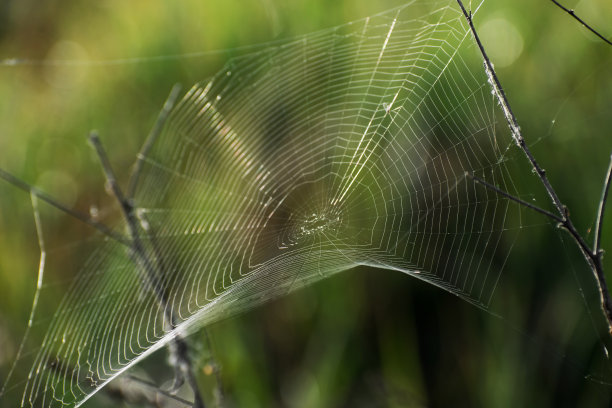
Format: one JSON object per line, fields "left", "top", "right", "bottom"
{"left": 456, "top": 0, "right": 612, "bottom": 334}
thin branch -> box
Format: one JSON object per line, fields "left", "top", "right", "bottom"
{"left": 128, "top": 83, "right": 182, "bottom": 199}
{"left": 594, "top": 153, "right": 612, "bottom": 256}
{"left": 89, "top": 132, "right": 168, "bottom": 295}
{"left": 0, "top": 167, "right": 129, "bottom": 246}
{"left": 89, "top": 132, "right": 131, "bottom": 218}
{"left": 467, "top": 172, "right": 564, "bottom": 223}
{"left": 455, "top": 1, "right": 567, "bottom": 220}
{"left": 455, "top": 0, "right": 612, "bottom": 335}
{"left": 549, "top": 0, "right": 612, "bottom": 47}
{"left": 90, "top": 132, "right": 206, "bottom": 408}
{"left": 123, "top": 93, "right": 226, "bottom": 404}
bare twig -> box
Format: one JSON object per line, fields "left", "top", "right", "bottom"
{"left": 125, "top": 82, "right": 225, "bottom": 406}
{"left": 0, "top": 167, "right": 129, "bottom": 245}
{"left": 123, "top": 84, "right": 224, "bottom": 405}
{"left": 4, "top": 96, "right": 217, "bottom": 407}
{"left": 89, "top": 132, "right": 131, "bottom": 217}
{"left": 549, "top": 0, "right": 612, "bottom": 47}
{"left": 90, "top": 132, "right": 206, "bottom": 408}
{"left": 455, "top": 2, "right": 567, "bottom": 219}
{"left": 128, "top": 83, "right": 182, "bottom": 198}
{"left": 594, "top": 153, "right": 612, "bottom": 257}
{"left": 467, "top": 172, "right": 564, "bottom": 223}
{"left": 455, "top": 0, "right": 612, "bottom": 334}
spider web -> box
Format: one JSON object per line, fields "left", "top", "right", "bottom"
{"left": 1, "top": 0, "right": 525, "bottom": 406}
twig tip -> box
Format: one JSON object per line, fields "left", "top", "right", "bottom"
{"left": 88, "top": 130, "right": 100, "bottom": 145}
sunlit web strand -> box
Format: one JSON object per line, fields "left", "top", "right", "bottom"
{"left": 0, "top": 1, "right": 525, "bottom": 406}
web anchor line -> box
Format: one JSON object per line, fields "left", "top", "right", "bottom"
{"left": 89, "top": 132, "right": 206, "bottom": 408}
{"left": 456, "top": 0, "right": 612, "bottom": 335}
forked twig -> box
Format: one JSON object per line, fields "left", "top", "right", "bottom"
{"left": 0, "top": 85, "right": 220, "bottom": 407}
{"left": 129, "top": 83, "right": 225, "bottom": 405}
{"left": 456, "top": 2, "right": 566, "bottom": 218}
{"left": 455, "top": 0, "right": 612, "bottom": 334}
{"left": 547, "top": 0, "right": 612, "bottom": 286}
{"left": 89, "top": 132, "right": 206, "bottom": 408}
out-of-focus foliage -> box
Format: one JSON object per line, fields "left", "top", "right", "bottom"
{"left": 0, "top": 0, "right": 611, "bottom": 406}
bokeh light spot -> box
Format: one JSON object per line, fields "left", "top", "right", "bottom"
{"left": 479, "top": 17, "right": 524, "bottom": 68}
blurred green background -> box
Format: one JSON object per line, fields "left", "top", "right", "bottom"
{"left": 1, "top": 0, "right": 612, "bottom": 407}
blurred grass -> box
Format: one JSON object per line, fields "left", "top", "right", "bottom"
{"left": 0, "top": 0, "right": 612, "bottom": 406}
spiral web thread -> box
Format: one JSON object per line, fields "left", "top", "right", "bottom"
{"left": 1, "top": 0, "right": 524, "bottom": 406}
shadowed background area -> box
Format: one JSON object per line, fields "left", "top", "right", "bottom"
{"left": 0, "top": 0, "right": 612, "bottom": 407}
